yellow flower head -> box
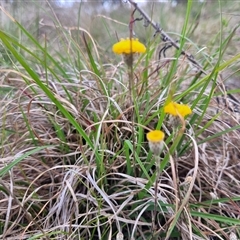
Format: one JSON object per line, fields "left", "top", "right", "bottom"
{"left": 147, "top": 130, "right": 165, "bottom": 156}
{"left": 112, "top": 38, "right": 146, "bottom": 55}
{"left": 164, "top": 101, "right": 192, "bottom": 118}
{"left": 147, "top": 130, "right": 164, "bottom": 143}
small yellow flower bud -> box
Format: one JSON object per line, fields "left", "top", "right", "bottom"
{"left": 146, "top": 130, "right": 165, "bottom": 156}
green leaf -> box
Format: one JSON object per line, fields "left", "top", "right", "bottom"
{"left": 0, "top": 146, "right": 52, "bottom": 177}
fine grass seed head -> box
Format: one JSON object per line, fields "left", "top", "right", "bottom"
{"left": 146, "top": 130, "right": 165, "bottom": 156}
{"left": 180, "top": 176, "right": 193, "bottom": 193}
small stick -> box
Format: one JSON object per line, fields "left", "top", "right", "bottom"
{"left": 127, "top": 0, "right": 205, "bottom": 74}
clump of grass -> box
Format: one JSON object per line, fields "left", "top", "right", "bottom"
{"left": 1, "top": 1, "right": 240, "bottom": 239}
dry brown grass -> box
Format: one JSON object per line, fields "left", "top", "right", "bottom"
{"left": 1, "top": 1, "right": 240, "bottom": 240}
{"left": 1, "top": 65, "right": 240, "bottom": 240}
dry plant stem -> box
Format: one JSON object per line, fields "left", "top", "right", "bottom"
{"left": 127, "top": 66, "right": 134, "bottom": 106}
{"left": 166, "top": 134, "right": 199, "bottom": 239}
{"left": 175, "top": 115, "right": 186, "bottom": 205}
{"left": 127, "top": 65, "right": 137, "bottom": 177}
{"left": 127, "top": 0, "right": 204, "bottom": 73}
{"left": 128, "top": 8, "right": 137, "bottom": 177}
{"left": 152, "top": 155, "right": 161, "bottom": 237}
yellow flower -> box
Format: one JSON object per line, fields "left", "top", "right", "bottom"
{"left": 164, "top": 101, "right": 192, "bottom": 118}
{"left": 147, "top": 130, "right": 164, "bottom": 142}
{"left": 112, "top": 38, "right": 146, "bottom": 55}
{"left": 147, "top": 130, "right": 164, "bottom": 156}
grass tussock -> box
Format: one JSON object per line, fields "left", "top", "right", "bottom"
{"left": 1, "top": 1, "right": 240, "bottom": 240}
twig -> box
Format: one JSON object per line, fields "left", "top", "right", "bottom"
{"left": 127, "top": 0, "right": 205, "bottom": 74}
